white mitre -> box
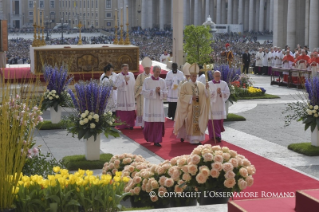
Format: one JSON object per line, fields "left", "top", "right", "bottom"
{"left": 142, "top": 57, "right": 152, "bottom": 68}
{"left": 182, "top": 62, "right": 191, "bottom": 75}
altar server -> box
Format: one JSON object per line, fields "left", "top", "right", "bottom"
{"left": 275, "top": 48, "right": 283, "bottom": 67}
{"left": 174, "top": 64, "right": 210, "bottom": 145}
{"left": 114, "top": 64, "right": 136, "bottom": 130}
{"left": 165, "top": 63, "right": 185, "bottom": 120}
{"left": 207, "top": 71, "right": 230, "bottom": 143}
{"left": 262, "top": 48, "right": 269, "bottom": 75}
{"left": 268, "top": 48, "right": 274, "bottom": 75}
{"left": 101, "top": 64, "right": 117, "bottom": 114}
{"left": 135, "top": 57, "right": 152, "bottom": 128}
{"left": 142, "top": 66, "right": 168, "bottom": 147}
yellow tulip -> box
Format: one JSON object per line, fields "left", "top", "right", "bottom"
{"left": 86, "top": 170, "right": 93, "bottom": 176}
{"left": 53, "top": 166, "right": 61, "bottom": 173}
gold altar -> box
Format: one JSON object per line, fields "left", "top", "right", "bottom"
{"left": 30, "top": 44, "right": 139, "bottom": 74}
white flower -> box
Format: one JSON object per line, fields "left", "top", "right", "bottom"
{"left": 79, "top": 120, "right": 84, "bottom": 125}
{"left": 313, "top": 110, "right": 317, "bottom": 114}
{"left": 314, "top": 113, "right": 319, "bottom": 118}
{"left": 111, "top": 118, "right": 115, "bottom": 122}
{"left": 108, "top": 111, "right": 112, "bottom": 115}
{"left": 108, "top": 121, "right": 113, "bottom": 125}
{"left": 309, "top": 105, "right": 314, "bottom": 109}
{"left": 81, "top": 113, "right": 86, "bottom": 118}
{"left": 308, "top": 110, "right": 313, "bottom": 115}
{"left": 49, "top": 97, "right": 53, "bottom": 100}
{"left": 90, "top": 112, "right": 94, "bottom": 116}
{"left": 47, "top": 89, "right": 49, "bottom": 92}
{"left": 90, "top": 123, "right": 96, "bottom": 129}
{"left": 95, "top": 119, "right": 99, "bottom": 123}
{"left": 52, "top": 90, "right": 56, "bottom": 94}
{"left": 88, "top": 115, "right": 93, "bottom": 120}
{"left": 93, "top": 114, "right": 99, "bottom": 119}
{"left": 67, "top": 93, "right": 71, "bottom": 97}
{"left": 83, "top": 118, "right": 88, "bottom": 124}
{"left": 56, "top": 95, "right": 59, "bottom": 99}
{"left": 85, "top": 110, "right": 89, "bottom": 115}
{"left": 315, "top": 105, "right": 319, "bottom": 110}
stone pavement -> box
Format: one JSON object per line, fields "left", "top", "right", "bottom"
{"left": 33, "top": 74, "right": 319, "bottom": 211}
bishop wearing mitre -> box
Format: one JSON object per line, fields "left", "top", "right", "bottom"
{"left": 114, "top": 64, "right": 136, "bottom": 130}
{"left": 135, "top": 57, "right": 152, "bottom": 128}
{"left": 174, "top": 64, "right": 210, "bottom": 145}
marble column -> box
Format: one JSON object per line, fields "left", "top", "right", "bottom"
{"left": 244, "top": 0, "right": 249, "bottom": 31}
{"left": 259, "top": 0, "right": 264, "bottom": 32}
{"left": 221, "top": 0, "right": 226, "bottom": 24}
{"left": 273, "top": 0, "right": 284, "bottom": 48}
{"left": 233, "top": 0, "right": 238, "bottom": 24}
{"left": 265, "top": 0, "right": 270, "bottom": 31}
{"left": 238, "top": 0, "right": 244, "bottom": 25}
{"left": 227, "top": 0, "right": 232, "bottom": 24}
{"left": 269, "top": 0, "right": 273, "bottom": 32}
{"left": 249, "top": 0, "right": 254, "bottom": 31}
{"left": 211, "top": 0, "right": 215, "bottom": 22}
{"left": 190, "top": 0, "right": 194, "bottom": 24}
{"left": 216, "top": 0, "right": 221, "bottom": 24}
{"left": 255, "top": 0, "right": 259, "bottom": 31}
{"left": 141, "top": 0, "right": 146, "bottom": 29}
{"left": 205, "top": 0, "right": 210, "bottom": 19}
{"left": 305, "top": 0, "right": 310, "bottom": 46}
{"left": 286, "top": 0, "right": 296, "bottom": 48}
{"left": 309, "top": 0, "right": 319, "bottom": 51}
{"left": 194, "top": 0, "right": 199, "bottom": 25}
{"left": 183, "top": 0, "right": 190, "bottom": 28}
{"left": 172, "top": 0, "right": 184, "bottom": 67}
{"left": 160, "top": 0, "right": 165, "bottom": 30}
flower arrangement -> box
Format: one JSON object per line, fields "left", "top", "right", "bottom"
{"left": 41, "top": 66, "right": 74, "bottom": 112}
{"left": 183, "top": 144, "right": 255, "bottom": 194}
{"left": 13, "top": 167, "right": 130, "bottom": 212}
{"left": 65, "top": 80, "right": 120, "bottom": 141}
{"left": 102, "top": 154, "right": 148, "bottom": 176}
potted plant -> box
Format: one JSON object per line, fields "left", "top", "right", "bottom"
{"left": 186, "top": 144, "right": 256, "bottom": 205}
{"left": 64, "top": 80, "right": 121, "bottom": 160}
{"left": 41, "top": 66, "right": 73, "bottom": 124}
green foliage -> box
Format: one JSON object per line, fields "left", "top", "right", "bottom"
{"left": 22, "top": 151, "right": 65, "bottom": 178}
{"left": 36, "top": 120, "right": 67, "bottom": 130}
{"left": 62, "top": 154, "right": 113, "bottom": 171}
{"left": 184, "top": 25, "right": 213, "bottom": 65}
{"left": 283, "top": 94, "right": 308, "bottom": 127}
{"left": 237, "top": 94, "right": 280, "bottom": 100}
{"left": 225, "top": 114, "right": 246, "bottom": 122}
{"left": 288, "top": 143, "right": 319, "bottom": 156}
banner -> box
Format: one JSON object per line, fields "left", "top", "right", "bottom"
{"left": 0, "top": 20, "right": 8, "bottom": 51}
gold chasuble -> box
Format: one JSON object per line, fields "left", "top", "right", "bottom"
{"left": 174, "top": 81, "right": 210, "bottom": 138}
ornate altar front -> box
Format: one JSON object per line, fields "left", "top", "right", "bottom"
{"left": 30, "top": 44, "right": 139, "bottom": 74}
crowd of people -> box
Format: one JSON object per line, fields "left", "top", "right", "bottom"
{"left": 6, "top": 27, "right": 274, "bottom": 66}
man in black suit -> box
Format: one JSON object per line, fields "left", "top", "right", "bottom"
{"left": 242, "top": 49, "right": 251, "bottom": 74}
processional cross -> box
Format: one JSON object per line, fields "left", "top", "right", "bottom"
{"left": 77, "top": 21, "right": 83, "bottom": 45}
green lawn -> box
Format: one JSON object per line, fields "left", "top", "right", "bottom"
{"left": 238, "top": 94, "right": 280, "bottom": 100}
{"left": 62, "top": 154, "right": 113, "bottom": 170}
{"left": 288, "top": 143, "right": 319, "bottom": 156}
{"left": 225, "top": 113, "right": 246, "bottom": 121}
{"left": 36, "top": 120, "right": 66, "bottom": 130}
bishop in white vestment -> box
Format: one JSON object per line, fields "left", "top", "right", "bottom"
{"left": 114, "top": 64, "right": 136, "bottom": 130}
{"left": 135, "top": 57, "right": 151, "bottom": 127}
{"left": 142, "top": 66, "right": 168, "bottom": 147}
{"left": 207, "top": 71, "right": 230, "bottom": 143}
{"left": 165, "top": 63, "right": 185, "bottom": 120}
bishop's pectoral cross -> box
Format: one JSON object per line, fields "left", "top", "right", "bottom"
{"left": 77, "top": 21, "right": 83, "bottom": 45}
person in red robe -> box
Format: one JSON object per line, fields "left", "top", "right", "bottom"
{"left": 282, "top": 51, "right": 295, "bottom": 82}
{"left": 296, "top": 50, "right": 310, "bottom": 68}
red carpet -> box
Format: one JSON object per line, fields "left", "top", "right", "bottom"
{"left": 121, "top": 119, "right": 319, "bottom": 200}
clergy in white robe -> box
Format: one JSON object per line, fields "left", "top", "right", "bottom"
{"left": 262, "top": 49, "right": 269, "bottom": 75}
{"left": 255, "top": 48, "right": 264, "bottom": 75}
{"left": 174, "top": 64, "right": 210, "bottom": 145}
{"left": 159, "top": 50, "right": 170, "bottom": 64}
{"left": 207, "top": 71, "right": 230, "bottom": 143}
{"left": 142, "top": 66, "right": 168, "bottom": 147}
{"left": 100, "top": 64, "right": 117, "bottom": 114}
{"left": 197, "top": 70, "right": 207, "bottom": 85}
{"left": 165, "top": 63, "right": 185, "bottom": 120}
{"left": 275, "top": 48, "right": 283, "bottom": 67}
{"left": 114, "top": 64, "right": 136, "bottom": 130}
{"left": 267, "top": 49, "right": 273, "bottom": 75}
{"left": 135, "top": 57, "right": 152, "bottom": 128}
{"left": 109, "top": 72, "right": 118, "bottom": 111}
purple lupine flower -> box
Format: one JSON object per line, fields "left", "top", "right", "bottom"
{"left": 305, "top": 76, "right": 319, "bottom": 106}
{"left": 43, "top": 66, "right": 73, "bottom": 94}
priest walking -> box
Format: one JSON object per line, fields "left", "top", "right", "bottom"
{"left": 135, "top": 57, "right": 152, "bottom": 128}
{"left": 114, "top": 64, "right": 136, "bottom": 130}
{"left": 142, "top": 66, "right": 168, "bottom": 147}
{"left": 207, "top": 71, "right": 230, "bottom": 143}
{"left": 174, "top": 64, "right": 210, "bottom": 145}
{"left": 165, "top": 63, "right": 185, "bottom": 120}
